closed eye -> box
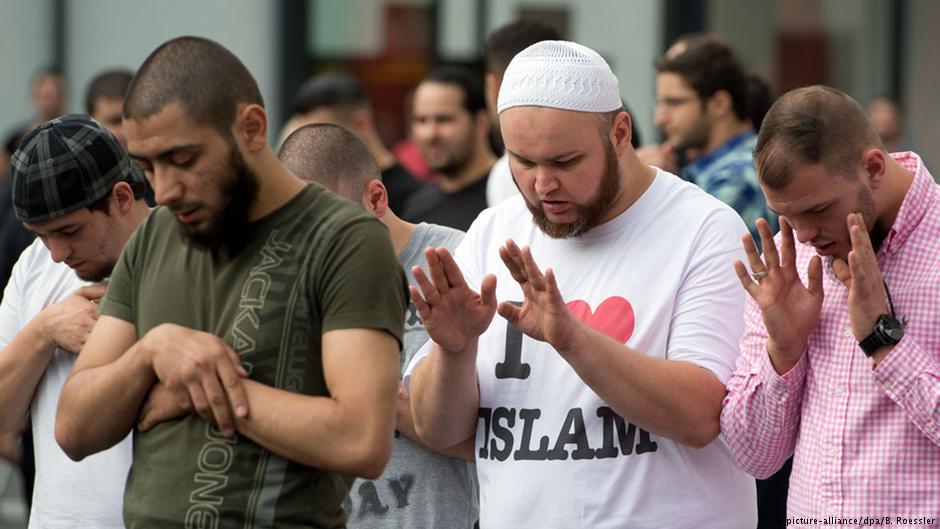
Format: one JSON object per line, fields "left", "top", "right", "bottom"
{"left": 553, "top": 156, "right": 581, "bottom": 169}
{"left": 171, "top": 155, "right": 196, "bottom": 168}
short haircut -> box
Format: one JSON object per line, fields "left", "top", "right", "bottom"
{"left": 85, "top": 69, "right": 134, "bottom": 114}
{"left": 277, "top": 123, "right": 379, "bottom": 202}
{"left": 422, "top": 66, "right": 487, "bottom": 116}
{"left": 484, "top": 19, "right": 562, "bottom": 78}
{"left": 755, "top": 85, "right": 882, "bottom": 190}
{"left": 291, "top": 73, "right": 368, "bottom": 123}
{"left": 655, "top": 37, "right": 749, "bottom": 121}
{"left": 123, "top": 36, "right": 263, "bottom": 136}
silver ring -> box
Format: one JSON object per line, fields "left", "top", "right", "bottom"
{"left": 751, "top": 270, "right": 769, "bottom": 281}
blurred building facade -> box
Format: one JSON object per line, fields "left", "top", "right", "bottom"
{"left": 1, "top": 0, "right": 937, "bottom": 166}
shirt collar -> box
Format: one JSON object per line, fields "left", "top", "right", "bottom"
{"left": 880, "top": 152, "right": 936, "bottom": 257}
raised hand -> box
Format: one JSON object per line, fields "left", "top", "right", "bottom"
{"left": 410, "top": 247, "right": 497, "bottom": 353}
{"left": 733, "top": 217, "right": 824, "bottom": 372}
{"left": 40, "top": 283, "right": 107, "bottom": 353}
{"left": 496, "top": 240, "right": 580, "bottom": 354}
{"left": 831, "top": 213, "right": 890, "bottom": 342}
{"left": 141, "top": 324, "right": 249, "bottom": 436}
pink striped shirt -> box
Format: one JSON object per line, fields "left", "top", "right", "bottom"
{"left": 721, "top": 152, "right": 940, "bottom": 524}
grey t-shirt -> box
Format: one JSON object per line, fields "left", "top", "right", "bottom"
{"left": 345, "top": 222, "right": 478, "bottom": 528}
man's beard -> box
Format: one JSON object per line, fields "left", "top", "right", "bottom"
{"left": 521, "top": 139, "right": 623, "bottom": 239}
{"left": 672, "top": 112, "right": 710, "bottom": 152}
{"left": 427, "top": 131, "right": 475, "bottom": 177}
{"left": 181, "top": 145, "right": 259, "bottom": 252}
{"left": 824, "top": 185, "right": 879, "bottom": 270}
{"left": 77, "top": 263, "right": 113, "bottom": 283}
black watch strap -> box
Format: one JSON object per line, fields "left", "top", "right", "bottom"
{"left": 858, "top": 314, "right": 904, "bottom": 356}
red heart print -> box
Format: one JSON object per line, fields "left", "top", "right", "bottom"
{"left": 565, "top": 296, "right": 635, "bottom": 343}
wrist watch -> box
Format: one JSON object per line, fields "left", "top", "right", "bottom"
{"left": 858, "top": 314, "right": 905, "bottom": 356}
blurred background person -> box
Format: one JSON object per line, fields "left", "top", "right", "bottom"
{"left": 279, "top": 72, "right": 426, "bottom": 214}
{"left": 867, "top": 95, "right": 912, "bottom": 153}
{"left": 747, "top": 73, "right": 776, "bottom": 132}
{"left": 2, "top": 69, "right": 67, "bottom": 157}
{"left": 401, "top": 66, "right": 495, "bottom": 231}
{"left": 392, "top": 88, "right": 437, "bottom": 184}
{"left": 642, "top": 36, "right": 775, "bottom": 243}
{"left": 84, "top": 69, "right": 134, "bottom": 147}
{"left": 83, "top": 68, "right": 156, "bottom": 206}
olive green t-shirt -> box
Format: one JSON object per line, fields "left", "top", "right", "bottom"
{"left": 100, "top": 184, "right": 407, "bottom": 529}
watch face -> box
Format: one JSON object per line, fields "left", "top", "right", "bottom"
{"left": 880, "top": 316, "right": 905, "bottom": 341}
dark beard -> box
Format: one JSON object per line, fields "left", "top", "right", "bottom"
{"left": 79, "top": 266, "right": 113, "bottom": 283}
{"left": 672, "top": 109, "right": 710, "bottom": 152}
{"left": 522, "top": 140, "right": 623, "bottom": 239}
{"left": 181, "top": 145, "right": 259, "bottom": 252}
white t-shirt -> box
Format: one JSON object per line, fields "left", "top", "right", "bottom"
{"left": 0, "top": 239, "right": 132, "bottom": 529}
{"left": 407, "top": 170, "right": 757, "bottom": 528}
{"left": 485, "top": 153, "right": 518, "bottom": 207}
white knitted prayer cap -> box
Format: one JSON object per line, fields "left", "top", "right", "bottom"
{"left": 497, "top": 40, "right": 622, "bottom": 114}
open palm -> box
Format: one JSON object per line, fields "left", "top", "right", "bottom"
{"left": 410, "top": 247, "right": 497, "bottom": 353}
{"left": 734, "top": 218, "right": 823, "bottom": 363}
{"left": 496, "top": 240, "right": 579, "bottom": 353}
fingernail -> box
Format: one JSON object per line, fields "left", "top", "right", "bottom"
{"left": 236, "top": 406, "right": 247, "bottom": 417}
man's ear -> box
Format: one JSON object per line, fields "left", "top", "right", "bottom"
{"left": 707, "top": 90, "right": 733, "bottom": 119}
{"left": 861, "top": 148, "right": 888, "bottom": 190}
{"left": 611, "top": 111, "right": 633, "bottom": 155}
{"left": 110, "top": 181, "right": 136, "bottom": 216}
{"left": 235, "top": 104, "right": 268, "bottom": 153}
{"left": 361, "top": 179, "right": 388, "bottom": 218}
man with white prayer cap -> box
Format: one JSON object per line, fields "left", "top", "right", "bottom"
{"left": 404, "top": 40, "right": 758, "bottom": 528}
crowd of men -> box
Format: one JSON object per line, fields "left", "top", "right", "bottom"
{"left": 0, "top": 17, "right": 937, "bottom": 529}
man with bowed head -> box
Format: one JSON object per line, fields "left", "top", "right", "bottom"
{"left": 722, "top": 85, "right": 940, "bottom": 520}
{"left": 56, "top": 36, "right": 408, "bottom": 528}
{"left": 278, "top": 123, "right": 477, "bottom": 528}
{"left": 405, "top": 40, "right": 756, "bottom": 528}
{"left": 0, "top": 114, "right": 148, "bottom": 528}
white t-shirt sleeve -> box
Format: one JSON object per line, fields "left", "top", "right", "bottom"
{"left": 0, "top": 242, "right": 37, "bottom": 349}
{"left": 666, "top": 207, "right": 748, "bottom": 384}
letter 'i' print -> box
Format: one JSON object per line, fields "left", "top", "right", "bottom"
{"left": 495, "top": 301, "right": 530, "bottom": 379}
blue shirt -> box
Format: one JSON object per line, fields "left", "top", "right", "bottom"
{"left": 682, "top": 130, "right": 777, "bottom": 244}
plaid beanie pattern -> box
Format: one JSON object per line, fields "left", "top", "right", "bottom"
{"left": 11, "top": 114, "right": 145, "bottom": 223}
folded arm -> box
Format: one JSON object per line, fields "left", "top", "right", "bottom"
{"left": 0, "top": 284, "right": 103, "bottom": 434}
{"left": 55, "top": 315, "right": 155, "bottom": 460}
{"left": 233, "top": 328, "right": 400, "bottom": 479}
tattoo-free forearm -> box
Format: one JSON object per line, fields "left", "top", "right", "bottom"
{"left": 409, "top": 342, "right": 481, "bottom": 449}
{"left": 560, "top": 325, "right": 726, "bottom": 448}
{"left": 0, "top": 318, "right": 57, "bottom": 433}
{"left": 233, "top": 379, "right": 397, "bottom": 479}
{"left": 55, "top": 341, "right": 155, "bottom": 460}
